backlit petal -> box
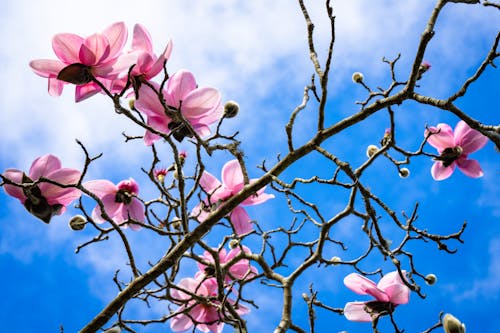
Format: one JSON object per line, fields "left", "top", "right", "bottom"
{"left": 166, "top": 69, "right": 197, "bottom": 107}
{"left": 454, "top": 121, "right": 488, "bottom": 154}
{"left": 79, "top": 33, "right": 110, "bottom": 65}
{"left": 132, "top": 24, "right": 153, "bottom": 52}
{"left": 344, "top": 301, "right": 372, "bottom": 322}
{"left": 229, "top": 206, "right": 253, "bottom": 235}
{"left": 30, "top": 59, "right": 65, "bottom": 77}
{"left": 343, "top": 273, "right": 389, "bottom": 302}
{"left": 221, "top": 160, "right": 244, "bottom": 190}
{"left": 431, "top": 161, "right": 455, "bottom": 181}
{"left": 425, "top": 123, "right": 454, "bottom": 151}
{"left": 102, "top": 22, "right": 128, "bottom": 59}
{"left": 182, "top": 87, "right": 221, "bottom": 119}
{"left": 456, "top": 158, "right": 483, "bottom": 178}
{"left": 2, "top": 169, "right": 26, "bottom": 202}
{"left": 83, "top": 179, "right": 117, "bottom": 199}
{"left": 29, "top": 154, "right": 62, "bottom": 180}
{"left": 52, "top": 33, "right": 83, "bottom": 63}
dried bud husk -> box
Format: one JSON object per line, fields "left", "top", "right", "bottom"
{"left": 103, "top": 327, "right": 121, "bottom": 333}
{"left": 442, "top": 313, "right": 466, "bottom": 333}
{"left": 69, "top": 215, "right": 87, "bottom": 231}
{"left": 224, "top": 101, "right": 240, "bottom": 118}
{"left": 57, "top": 63, "right": 92, "bottom": 84}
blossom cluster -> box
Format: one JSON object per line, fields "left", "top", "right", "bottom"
{"left": 170, "top": 245, "right": 257, "bottom": 333}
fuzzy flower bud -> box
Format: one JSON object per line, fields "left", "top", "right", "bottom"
{"left": 229, "top": 239, "right": 240, "bottom": 249}
{"left": 417, "top": 61, "right": 431, "bottom": 80}
{"left": 399, "top": 168, "right": 410, "bottom": 178}
{"left": 128, "top": 99, "right": 135, "bottom": 110}
{"left": 224, "top": 100, "right": 240, "bottom": 118}
{"left": 366, "top": 145, "right": 379, "bottom": 158}
{"left": 69, "top": 215, "right": 86, "bottom": 231}
{"left": 352, "top": 72, "right": 364, "bottom": 83}
{"left": 425, "top": 273, "right": 437, "bottom": 285}
{"left": 331, "top": 256, "right": 342, "bottom": 265}
{"left": 442, "top": 313, "right": 466, "bottom": 333}
{"left": 154, "top": 168, "right": 168, "bottom": 183}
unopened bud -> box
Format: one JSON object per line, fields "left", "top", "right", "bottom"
{"left": 366, "top": 145, "right": 379, "bottom": 158}
{"left": 352, "top": 72, "right": 364, "bottom": 83}
{"left": 224, "top": 101, "right": 240, "bottom": 118}
{"left": 229, "top": 239, "right": 240, "bottom": 249}
{"left": 442, "top": 313, "right": 466, "bottom": 333}
{"left": 69, "top": 215, "right": 86, "bottom": 231}
{"left": 104, "top": 327, "right": 121, "bottom": 333}
{"left": 302, "top": 293, "right": 309, "bottom": 301}
{"left": 425, "top": 273, "right": 437, "bottom": 285}
{"left": 128, "top": 99, "right": 135, "bottom": 110}
{"left": 331, "top": 256, "right": 342, "bottom": 265}
{"left": 171, "top": 218, "right": 182, "bottom": 230}
{"left": 399, "top": 168, "right": 410, "bottom": 178}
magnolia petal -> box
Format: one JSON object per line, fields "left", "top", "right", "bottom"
{"left": 170, "top": 311, "right": 194, "bottom": 332}
{"left": 199, "top": 171, "right": 223, "bottom": 194}
{"left": 80, "top": 33, "right": 110, "bottom": 65}
{"left": 198, "top": 307, "right": 224, "bottom": 333}
{"left": 456, "top": 158, "right": 484, "bottom": 178}
{"left": 166, "top": 69, "right": 197, "bottom": 107}
{"left": 75, "top": 83, "right": 101, "bottom": 103}
{"left": 52, "top": 33, "right": 84, "bottom": 64}
{"left": 48, "top": 77, "right": 65, "bottom": 96}
{"left": 377, "top": 271, "right": 409, "bottom": 304}
{"left": 144, "top": 115, "right": 170, "bottom": 146}
{"left": 135, "top": 83, "right": 165, "bottom": 117}
{"left": 132, "top": 24, "right": 153, "bottom": 52}
{"left": 344, "top": 302, "right": 372, "bottom": 322}
{"left": 171, "top": 277, "right": 207, "bottom": 301}
{"left": 146, "top": 39, "right": 173, "bottom": 79}
{"left": 84, "top": 179, "right": 117, "bottom": 199}
{"left": 343, "top": 273, "right": 389, "bottom": 302}
{"left": 125, "top": 198, "right": 145, "bottom": 229}
{"left": 29, "top": 154, "right": 62, "bottom": 180}
{"left": 102, "top": 22, "right": 128, "bottom": 59}
{"left": 221, "top": 160, "right": 244, "bottom": 190}
{"left": 2, "top": 169, "right": 26, "bottom": 202}
{"left": 192, "top": 123, "right": 212, "bottom": 138}
{"left": 30, "top": 59, "right": 65, "bottom": 77}
{"left": 195, "top": 104, "right": 224, "bottom": 125}
{"left": 39, "top": 168, "right": 81, "bottom": 204}
{"left": 101, "top": 194, "right": 123, "bottom": 222}
{"left": 431, "top": 161, "right": 455, "bottom": 181}
{"left": 229, "top": 206, "right": 253, "bottom": 235}
{"left": 241, "top": 183, "right": 274, "bottom": 206}
{"left": 182, "top": 87, "right": 221, "bottom": 119}
{"left": 454, "top": 121, "right": 488, "bottom": 154}
{"left": 425, "top": 124, "right": 454, "bottom": 151}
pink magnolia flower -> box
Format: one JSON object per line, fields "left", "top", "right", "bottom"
{"left": 343, "top": 271, "right": 410, "bottom": 322}
{"left": 111, "top": 24, "right": 173, "bottom": 92}
{"left": 196, "top": 246, "right": 258, "bottom": 282}
{"left": 29, "top": 22, "right": 129, "bottom": 102}
{"left": 192, "top": 160, "right": 274, "bottom": 235}
{"left": 134, "top": 69, "right": 223, "bottom": 144}
{"left": 170, "top": 276, "right": 249, "bottom": 333}
{"left": 425, "top": 120, "right": 488, "bottom": 180}
{"left": 84, "top": 178, "right": 144, "bottom": 230}
{"left": 2, "top": 154, "right": 81, "bottom": 223}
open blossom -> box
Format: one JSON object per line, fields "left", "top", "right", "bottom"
{"left": 196, "top": 246, "right": 258, "bottom": 282}
{"left": 2, "top": 154, "right": 81, "bottom": 223}
{"left": 84, "top": 178, "right": 144, "bottom": 230}
{"left": 29, "top": 22, "right": 129, "bottom": 102}
{"left": 425, "top": 120, "right": 488, "bottom": 180}
{"left": 170, "top": 276, "right": 249, "bottom": 333}
{"left": 343, "top": 271, "right": 410, "bottom": 322}
{"left": 111, "top": 24, "right": 173, "bottom": 92}
{"left": 134, "top": 69, "right": 223, "bottom": 144}
{"left": 192, "top": 160, "right": 274, "bottom": 235}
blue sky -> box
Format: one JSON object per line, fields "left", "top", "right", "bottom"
{"left": 0, "top": 0, "right": 499, "bottom": 332}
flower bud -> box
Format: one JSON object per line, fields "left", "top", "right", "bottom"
{"left": 69, "top": 215, "right": 86, "bottom": 231}
{"left": 425, "top": 273, "right": 437, "bottom": 285}
{"left": 224, "top": 100, "right": 240, "bottom": 118}
{"left": 366, "top": 145, "right": 379, "bottom": 158}
{"left": 331, "top": 256, "right": 342, "bottom": 265}
{"left": 229, "top": 239, "right": 240, "bottom": 249}
{"left": 104, "top": 327, "right": 121, "bottom": 333}
{"left": 302, "top": 293, "right": 309, "bottom": 301}
{"left": 399, "top": 168, "right": 410, "bottom": 178}
{"left": 171, "top": 218, "right": 182, "bottom": 230}
{"left": 128, "top": 99, "right": 135, "bottom": 110}
{"left": 352, "top": 72, "right": 364, "bottom": 83}
{"left": 442, "top": 313, "right": 466, "bottom": 333}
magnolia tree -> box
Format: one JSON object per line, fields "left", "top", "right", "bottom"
{"left": 1, "top": 1, "right": 499, "bottom": 333}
